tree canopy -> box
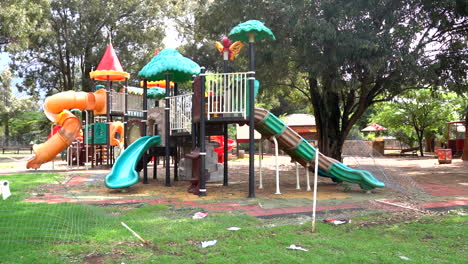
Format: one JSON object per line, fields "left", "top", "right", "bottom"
{"left": 1, "top": 0, "right": 466, "bottom": 159}
{"left": 3, "top": 0, "right": 169, "bottom": 96}
{"left": 371, "top": 89, "right": 458, "bottom": 156}
{"left": 182, "top": 0, "right": 467, "bottom": 159}
{"left": 0, "top": 66, "right": 38, "bottom": 145}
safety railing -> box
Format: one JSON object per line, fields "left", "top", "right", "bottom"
{"left": 169, "top": 93, "right": 193, "bottom": 134}
{"left": 110, "top": 91, "right": 125, "bottom": 113}
{"left": 201, "top": 72, "right": 252, "bottom": 120}
{"left": 126, "top": 93, "right": 156, "bottom": 116}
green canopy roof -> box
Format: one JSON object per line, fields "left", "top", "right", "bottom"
{"left": 127, "top": 86, "right": 166, "bottom": 100}
{"left": 138, "top": 49, "right": 201, "bottom": 82}
{"left": 228, "top": 20, "right": 276, "bottom": 43}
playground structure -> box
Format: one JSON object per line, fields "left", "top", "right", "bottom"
{"left": 28, "top": 20, "right": 385, "bottom": 197}
{"left": 447, "top": 120, "right": 466, "bottom": 156}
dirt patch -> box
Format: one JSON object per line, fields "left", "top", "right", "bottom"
{"left": 82, "top": 254, "right": 105, "bottom": 264}
{"left": 354, "top": 210, "right": 439, "bottom": 228}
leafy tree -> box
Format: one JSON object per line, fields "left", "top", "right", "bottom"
{"left": 0, "top": 67, "right": 38, "bottom": 145}
{"left": 422, "top": 1, "right": 468, "bottom": 159}
{"left": 8, "top": 0, "right": 168, "bottom": 95}
{"left": 0, "top": 0, "right": 50, "bottom": 51}
{"left": 184, "top": 0, "right": 467, "bottom": 160}
{"left": 371, "top": 90, "right": 457, "bottom": 156}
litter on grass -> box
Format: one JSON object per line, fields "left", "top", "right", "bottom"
{"left": 287, "top": 244, "right": 309, "bottom": 252}
{"left": 201, "top": 240, "right": 217, "bottom": 248}
{"left": 227, "top": 227, "right": 241, "bottom": 231}
{"left": 324, "top": 218, "right": 351, "bottom": 225}
{"left": 0, "top": 180, "right": 11, "bottom": 200}
{"left": 399, "top": 256, "right": 411, "bottom": 261}
{"left": 192, "top": 212, "right": 208, "bottom": 219}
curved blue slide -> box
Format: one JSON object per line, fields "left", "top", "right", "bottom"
{"left": 105, "top": 136, "right": 161, "bottom": 189}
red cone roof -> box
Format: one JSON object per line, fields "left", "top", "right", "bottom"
{"left": 89, "top": 43, "right": 129, "bottom": 81}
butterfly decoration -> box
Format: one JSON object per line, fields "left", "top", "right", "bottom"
{"left": 215, "top": 36, "right": 243, "bottom": 61}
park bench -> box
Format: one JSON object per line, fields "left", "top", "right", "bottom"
{"left": 1, "top": 145, "right": 33, "bottom": 154}
{"left": 400, "top": 147, "right": 419, "bottom": 156}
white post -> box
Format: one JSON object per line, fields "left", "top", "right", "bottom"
{"left": 50, "top": 124, "right": 55, "bottom": 170}
{"left": 306, "top": 163, "right": 311, "bottom": 191}
{"left": 273, "top": 137, "right": 280, "bottom": 195}
{"left": 66, "top": 146, "right": 70, "bottom": 170}
{"left": 312, "top": 148, "right": 319, "bottom": 232}
{"left": 295, "top": 162, "right": 300, "bottom": 189}
{"left": 259, "top": 138, "right": 263, "bottom": 189}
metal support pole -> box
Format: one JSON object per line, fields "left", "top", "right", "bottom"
{"left": 306, "top": 164, "right": 311, "bottom": 191}
{"left": 173, "top": 83, "right": 178, "bottom": 182}
{"left": 222, "top": 51, "right": 229, "bottom": 187}
{"left": 174, "top": 145, "right": 178, "bottom": 181}
{"left": 84, "top": 111, "right": 88, "bottom": 170}
{"left": 273, "top": 137, "right": 280, "bottom": 195}
{"left": 259, "top": 138, "right": 263, "bottom": 189}
{"left": 153, "top": 153, "right": 157, "bottom": 180}
{"left": 199, "top": 67, "right": 207, "bottom": 196}
{"left": 223, "top": 124, "right": 228, "bottom": 186}
{"left": 106, "top": 76, "right": 111, "bottom": 167}
{"left": 124, "top": 78, "right": 128, "bottom": 149}
{"left": 91, "top": 111, "right": 95, "bottom": 168}
{"left": 248, "top": 34, "right": 256, "bottom": 198}
{"left": 165, "top": 73, "right": 171, "bottom": 187}
{"left": 143, "top": 79, "right": 148, "bottom": 184}
{"left": 296, "top": 162, "right": 300, "bottom": 189}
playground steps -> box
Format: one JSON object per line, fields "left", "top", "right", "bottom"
{"left": 179, "top": 141, "right": 223, "bottom": 182}
{"left": 148, "top": 106, "right": 166, "bottom": 146}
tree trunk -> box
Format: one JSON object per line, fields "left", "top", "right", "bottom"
{"left": 308, "top": 78, "right": 344, "bottom": 161}
{"left": 3, "top": 117, "right": 9, "bottom": 146}
{"left": 462, "top": 110, "right": 468, "bottom": 161}
{"left": 417, "top": 132, "right": 424, "bottom": 157}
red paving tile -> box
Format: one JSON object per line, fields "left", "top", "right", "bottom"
{"left": 419, "top": 183, "right": 468, "bottom": 197}
{"left": 22, "top": 177, "right": 467, "bottom": 217}
{"left": 67, "top": 176, "right": 88, "bottom": 186}
{"left": 420, "top": 199, "right": 468, "bottom": 208}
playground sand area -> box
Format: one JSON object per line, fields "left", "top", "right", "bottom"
{"left": 1, "top": 154, "right": 467, "bottom": 217}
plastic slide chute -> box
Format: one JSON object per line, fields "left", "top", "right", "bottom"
{"left": 105, "top": 135, "right": 161, "bottom": 189}
{"left": 26, "top": 89, "right": 107, "bottom": 169}
{"left": 253, "top": 108, "right": 385, "bottom": 190}
{"left": 210, "top": 136, "right": 236, "bottom": 163}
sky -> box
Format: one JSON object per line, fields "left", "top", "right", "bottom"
{"left": 0, "top": 52, "right": 10, "bottom": 69}
{"left": 0, "top": 52, "right": 27, "bottom": 98}
{"left": 163, "top": 19, "right": 184, "bottom": 49}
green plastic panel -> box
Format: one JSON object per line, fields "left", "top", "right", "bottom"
{"left": 328, "top": 163, "right": 386, "bottom": 190}
{"left": 258, "top": 112, "right": 286, "bottom": 137}
{"left": 253, "top": 107, "right": 385, "bottom": 190}
{"left": 246, "top": 80, "right": 260, "bottom": 116}
{"left": 290, "top": 139, "right": 316, "bottom": 162}
{"left": 86, "top": 123, "right": 108, "bottom": 144}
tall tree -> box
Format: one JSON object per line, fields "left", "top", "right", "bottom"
{"left": 8, "top": 0, "right": 168, "bottom": 95}
{"left": 372, "top": 90, "right": 457, "bottom": 156}
{"left": 0, "top": 67, "right": 37, "bottom": 145}
{"left": 186, "top": 0, "right": 467, "bottom": 160}
{"left": 0, "top": 0, "right": 50, "bottom": 51}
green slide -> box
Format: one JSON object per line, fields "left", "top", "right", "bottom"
{"left": 105, "top": 136, "right": 161, "bottom": 189}
{"left": 254, "top": 108, "right": 385, "bottom": 190}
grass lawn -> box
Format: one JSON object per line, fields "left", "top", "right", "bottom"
{"left": 0, "top": 173, "right": 466, "bottom": 264}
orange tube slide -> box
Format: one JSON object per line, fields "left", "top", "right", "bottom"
{"left": 26, "top": 89, "right": 106, "bottom": 169}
